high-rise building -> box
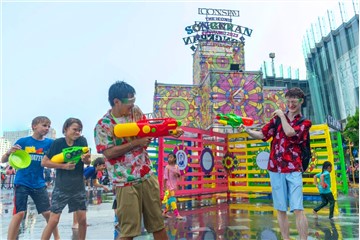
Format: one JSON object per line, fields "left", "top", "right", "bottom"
{"left": 3, "top": 128, "right": 57, "bottom": 146}
{"left": 0, "top": 137, "right": 12, "bottom": 158}
{"left": 303, "top": 2, "right": 359, "bottom": 124}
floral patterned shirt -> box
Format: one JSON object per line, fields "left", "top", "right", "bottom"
{"left": 94, "top": 106, "right": 153, "bottom": 187}
{"left": 261, "top": 114, "right": 312, "bottom": 173}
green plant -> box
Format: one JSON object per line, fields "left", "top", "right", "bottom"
{"left": 343, "top": 108, "right": 359, "bottom": 148}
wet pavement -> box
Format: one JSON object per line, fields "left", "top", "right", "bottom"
{"left": 0, "top": 187, "right": 359, "bottom": 239}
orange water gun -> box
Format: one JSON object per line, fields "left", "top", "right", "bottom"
{"left": 51, "top": 146, "right": 90, "bottom": 164}
{"left": 114, "top": 118, "right": 181, "bottom": 138}
{"left": 216, "top": 113, "right": 254, "bottom": 127}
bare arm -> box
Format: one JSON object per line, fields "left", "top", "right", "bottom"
{"left": 244, "top": 128, "right": 265, "bottom": 140}
{"left": 279, "top": 115, "right": 296, "bottom": 137}
{"left": 320, "top": 174, "right": 326, "bottom": 187}
{"left": 92, "top": 179, "right": 109, "bottom": 192}
{"left": 313, "top": 175, "right": 318, "bottom": 186}
{"left": 1, "top": 145, "right": 21, "bottom": 163}
{"left": 41, "top": 155, "right": 76, "bottom": 170}
{"left": 102, "top": 137, "right": 152, "bottom": 160}
{"left": 273, "top": 110, "right": 296, "bottom": 137}
{"left": 164, "top": 179, "right": 168, "bottom": 190}
{"left": 1, "top": 152, "right": 10, "bottom": 163}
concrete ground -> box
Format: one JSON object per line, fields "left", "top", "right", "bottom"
{"left": 0, "top": 187, "right": 358, "bottom": 239}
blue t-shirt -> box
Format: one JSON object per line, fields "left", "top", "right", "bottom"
{"left": 83, "top": 166, "right": 97, "bottom": 180}
{"left": 13, "top": 136, "right": 53, "bottom": 188}
{"left": 315, "top": 170, "right": 331, "bottom": 194}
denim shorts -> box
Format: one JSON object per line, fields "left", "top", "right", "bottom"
{"left": 50, "top": 188, "right": 87, "bottom": 214}
{"left": 269, "top": 171, "right": 304, "bottom": 212}
{"left": 13, "top": 185, "right": 50, "bottom": 214}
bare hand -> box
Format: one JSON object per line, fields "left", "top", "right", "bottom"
{"left": 272, "top": 109, "right": 285, "bottom": 118}
{"left": 63, "top": 162, "right": 76, "bottom": 170}
{"left": 103, "top": 186, "right": 109, "bottom": 192}
{"left": 136, "top": 137, "right": 152, "bottom": 147}
{"left": 171, "top": 128, "right": 184, "bottom": 138}
{"left": 81, "top": 152, "right": 91, "bottom": 164}
{"left": 6, "top": 144, "right": 22, "bottom": 155}
{"left": 237, "top": 124, "right": 246, "bottom": 132}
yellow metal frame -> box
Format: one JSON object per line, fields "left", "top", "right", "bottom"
{"left": 227, "top": 124, "right": 338, "bottom": 199}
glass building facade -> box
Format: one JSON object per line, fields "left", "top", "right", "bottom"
{"left": 303, "top": 10, "right": 359, "bottom": 124}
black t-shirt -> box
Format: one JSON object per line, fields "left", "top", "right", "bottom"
{"left": 46, "top": 136, "right": 87, "bottom": 193}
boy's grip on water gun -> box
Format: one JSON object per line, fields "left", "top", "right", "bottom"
{"left": 114, "top": 118, "right": 181, "bottom": 138}
{"left": 216, "top": 113, "right": 254, "bottom": 128}
{"left": 51, "top": 146, "right": 90, "bottom": 164}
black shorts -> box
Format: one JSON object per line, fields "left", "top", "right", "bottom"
{"left": 50, "top": 188, "right": 87, "bottom": 214}
{"left": 112, "top": 199, "right": 117, "bottom": 210}
{"left": 14, "top": 185, "right": 50, "bottom": 214}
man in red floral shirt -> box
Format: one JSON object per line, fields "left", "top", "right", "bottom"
{"left": 94, "top": 81, "right": 183, "bottom": 240}
{"left": 239, "top": 87, "right": 311, "bottom": 240}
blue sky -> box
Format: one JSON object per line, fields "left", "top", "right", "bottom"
{"left": 1, "top": 0, "right": 349, "bottom": 150}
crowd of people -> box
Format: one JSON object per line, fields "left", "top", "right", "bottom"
{"left": 1, "top": 83, "right": 340, "bottom": 240}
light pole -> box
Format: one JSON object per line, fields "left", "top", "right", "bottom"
{"left": 269, "top": 52, "right": 276, "bottom": 77}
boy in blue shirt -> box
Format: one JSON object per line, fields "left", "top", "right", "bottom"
{"left": 83, "top": 157, "right": 109, "bottom": 191}
{"left": 313, "top": 161, "right": 336, "bottom": 219}
{"left": 1, "top": 116, "right": 60, "bottom": 240}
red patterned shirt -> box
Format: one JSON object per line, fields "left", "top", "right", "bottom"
{"left": 94, "top": 106, "right": 153, "bottom": 187}
{"left": 261, "top": 114, "right": 312, "bottom": 173}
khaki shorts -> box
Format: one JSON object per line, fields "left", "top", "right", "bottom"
{"left": 116, "top": 175, "right": 164, "bottom": 238}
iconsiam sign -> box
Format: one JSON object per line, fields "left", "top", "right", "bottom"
{"left": 153, "top": 7, "right": 287, "bottom": 129}
{"left": 182, "top": 7, "right": 253, "bottom": 51}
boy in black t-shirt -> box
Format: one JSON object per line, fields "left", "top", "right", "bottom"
{"left": 41, "top": 118, "right": 91, "bottom": 240}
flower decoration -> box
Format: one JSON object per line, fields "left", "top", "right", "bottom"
{"left": 222, "top": 151, "right": 236, "bottom": 172}
{"left": 305, "top": 149, "right": 318, "bottom": 173}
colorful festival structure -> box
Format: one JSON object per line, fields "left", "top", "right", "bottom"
{"left": 151, "top": 7, "right": 348, "bottom": 198}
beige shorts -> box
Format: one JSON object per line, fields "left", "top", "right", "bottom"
{"left": 116, "top": 175, "right": 164, "bottom": 238}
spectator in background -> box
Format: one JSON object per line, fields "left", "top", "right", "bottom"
{"left": 72, "top": 157, "right": 110, "bottom": 229}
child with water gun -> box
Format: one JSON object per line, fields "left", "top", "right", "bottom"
{"left": 313, "top": 161, "right": 336, "bottom": 219}
{"left": 94, "top": 81, "right": 183, "bottom": 239}
{"left": 162, "top": 152, "right": 184, "bottom": 220}
{"left": 41, "top": 118, "right": 91, "bottom": 240}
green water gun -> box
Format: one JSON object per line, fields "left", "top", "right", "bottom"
{"left": 51, "top": 146, "right": 90, "bottom": 164}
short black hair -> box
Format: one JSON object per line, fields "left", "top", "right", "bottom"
{"left": 108, "top": 81, "right": 136, "bottom": 107}
{"left": 322, "top": 161, "right": 332, "bottom": 173}
{"left": 62, "top": 118, "right": 83, "bottom": 134}
{"left": 93, "top": 157, "right": 105, "bottom": 167}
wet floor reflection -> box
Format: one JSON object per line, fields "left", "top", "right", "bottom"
{"left": 1, "top": 188, "right": 359, "bottom": 239}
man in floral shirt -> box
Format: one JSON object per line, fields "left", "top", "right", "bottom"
{"left": 239, "top": 87, "right": 311, "bottom": 240}
{"left": 94, "top": 81, "right": 183, "bottom": 240}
